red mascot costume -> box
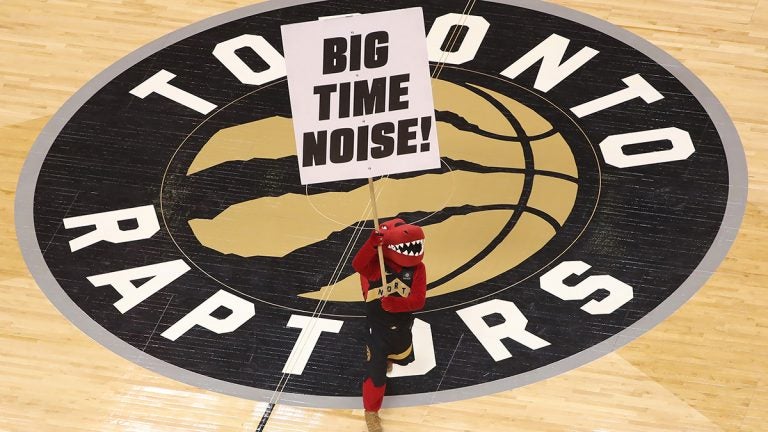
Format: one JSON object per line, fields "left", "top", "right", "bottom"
{"left": 352, "top": 218, "right": 427, "bottom": 432}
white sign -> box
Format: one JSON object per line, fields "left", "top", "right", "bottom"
{"left": 281, "top": 8, "right": 440, "bottom": 185}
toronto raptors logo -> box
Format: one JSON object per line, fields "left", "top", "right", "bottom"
{"left": 16, "top": 0, "right": 746, "bottom": 408}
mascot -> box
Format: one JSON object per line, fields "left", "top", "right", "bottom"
{"left": 352, "top": 218, "right": 427, "bottom": 432}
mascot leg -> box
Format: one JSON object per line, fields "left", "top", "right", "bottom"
{"left": 363, "top": 341, "right": 388, "bottom": 432}
{"left": 363, "top": 378, "right": 385, "bottom": 432}
{"left": 363, "top": 377, "right": 386, "bottom": 412}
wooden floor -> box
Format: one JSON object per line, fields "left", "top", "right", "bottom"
{"left": 1, "top": 1, "right": 767, "bottom": 431}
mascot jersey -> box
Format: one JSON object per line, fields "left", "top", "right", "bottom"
{"left": 352, "top": 218, "right": 427, "bottom": 327}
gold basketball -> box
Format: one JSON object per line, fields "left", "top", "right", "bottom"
{"left": 186, "top": 78, "right": 579, "bottom": 302}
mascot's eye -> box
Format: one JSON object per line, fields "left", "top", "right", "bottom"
{"left": 380, "top": 225, "right": 388, "bottom": 230}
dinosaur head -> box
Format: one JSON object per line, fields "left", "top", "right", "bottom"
{"left": 379, "top": 218, "right": 425, "bottom": 267}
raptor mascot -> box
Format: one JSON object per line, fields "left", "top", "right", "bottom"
{"left": 352, "top": 218, "right": 427, "bottom": 432}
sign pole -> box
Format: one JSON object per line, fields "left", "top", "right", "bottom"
{"left": 367, "top": 178, "right": 389, "bottom": 291}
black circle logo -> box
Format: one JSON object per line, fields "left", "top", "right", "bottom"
{"left": 17, "top": 0, "right": 746, "bottom": 408}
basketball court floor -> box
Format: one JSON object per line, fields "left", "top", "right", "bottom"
{"left": 1, "top": 1, "right": 766, "bottom": 431}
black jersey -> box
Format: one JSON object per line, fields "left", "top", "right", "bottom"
{"left": 365, "top": 265, "right": 418, "bottom": 330}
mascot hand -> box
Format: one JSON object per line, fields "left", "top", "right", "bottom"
{"left": 371, "top": 231, "right": 385, "bottom": 248}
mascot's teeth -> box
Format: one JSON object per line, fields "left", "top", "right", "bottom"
{"left": 389, "top": 239, "right": 424, "bottom": 256}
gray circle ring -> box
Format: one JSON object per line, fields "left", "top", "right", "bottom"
{"left": 15, "top": 0, "right": 748, "bottom": 408}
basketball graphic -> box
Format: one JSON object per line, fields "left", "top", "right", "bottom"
{"left": 167, "top": 71, "right": 596, "bottom": 309}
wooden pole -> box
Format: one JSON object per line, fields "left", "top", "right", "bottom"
{"left": 367, "top": 178, "right": 389, "bottom": 292}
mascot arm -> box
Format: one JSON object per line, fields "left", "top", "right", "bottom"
{"left": 381, "top": 264, "right": 426, "bottom": 313}
{"left": 352, "top": 231, "right": 382, "bottom": 280}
